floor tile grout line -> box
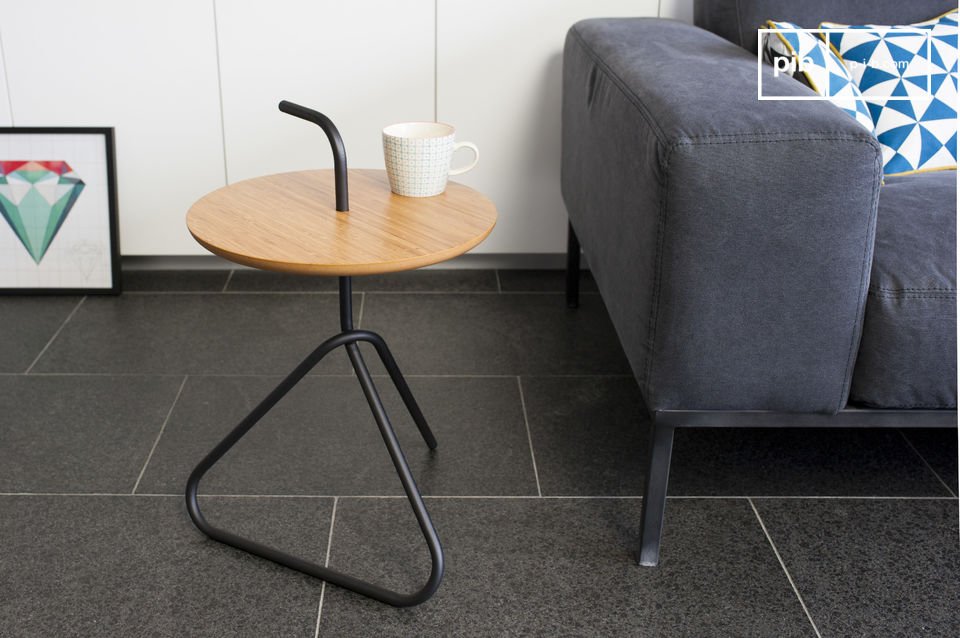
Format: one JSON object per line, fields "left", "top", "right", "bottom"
{"left": 494, "top": 269, "right": 502, "bottom": 293}
{"left": 741, "top": 495, "right": 957, "bottom": 500}
{"left": 314, "top": 496, "right": 339, "bottom": 636}
{"left": 0, "top": 492, "right": 181, "bottom": 497}
{"left": 361, "top": 290, "right": 600, "bottom": 296}
{"left": 313, "top": 595, "right": 324, "bottom": 638}
{"left": 516, "top": 376, "right": 543, "bottom": 498}
{"left": 124, "top": 291, "right": 604, "bottom": 296}
{"left": 221, "top": 269, "right": 234, "bottom": 292}
{"left": 3, "top": 372, "right": 635, "bottom": 379}
{"left": 123, "top": 290, "right": 339, "bottom": 295}
{"left": 182, "top": 494, "right": 631, "bottom": 499}
{"left": 324, "top": 497, "right": 338, "bottom": 566}
{"left": 24, "top": 296, "right": 86, "bottom": 374}
{"left": 1, "top": 492, "right": 957, "bottom": 500}
{"left": 898, "top": 429, "right": 957, "bottom": 497}
{"left": 131, "top": 375, "right": 189, "bottom": 495}
{"left": 4, "top": 372, "right": 197, "bottom": 377}
{"left": 748, "top": 498, "right": 823, "bottom": 638}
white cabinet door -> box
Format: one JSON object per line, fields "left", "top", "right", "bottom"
{"left": 0, "top": 0, "right": 226, "bottom": 255}
{"left": 216, "top": 0, "right": 434, "bottom": 185}
{"left": 437, "top": 0, "right": 658, "bottom": 254}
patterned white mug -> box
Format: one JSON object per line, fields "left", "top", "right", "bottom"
{"left": 382, "top": 122, "right": 479, "bottom": 197}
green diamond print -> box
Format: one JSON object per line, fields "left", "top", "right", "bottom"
{"left": 0, "top": 160, "right": 85, "bottom": 264}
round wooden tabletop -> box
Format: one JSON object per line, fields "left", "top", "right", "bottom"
{"left": 186, "top": 169, "right": 497, "bottom": 276}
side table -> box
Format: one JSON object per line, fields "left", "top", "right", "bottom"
{"left": 184, "top": 113, "right": 496, "bottom": 607}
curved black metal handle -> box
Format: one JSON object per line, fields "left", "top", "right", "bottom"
{"left": 278, "top": 100, "right": 349, "bottom": 211}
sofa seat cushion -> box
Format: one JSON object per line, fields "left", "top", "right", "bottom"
{"left": 851, "top": 170, "right": 957, "bottom": 408}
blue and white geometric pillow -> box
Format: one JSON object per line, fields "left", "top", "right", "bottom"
{"left": 822, "top": 11, "right": 958, "bottom": 175}
{"left": 764, "top": 20, "right": 875, "bottom": 133}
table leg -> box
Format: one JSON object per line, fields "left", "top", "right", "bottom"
{"left": 185, "top": 277, "right": 444, "bottom": 607}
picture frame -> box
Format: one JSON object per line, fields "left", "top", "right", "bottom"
{"left": 0, "top": 127, "right": 120, "bottom": 294}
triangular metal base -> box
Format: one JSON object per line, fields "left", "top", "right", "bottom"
{"left": 185, "top": 321, "right": 443, "bottom": 607}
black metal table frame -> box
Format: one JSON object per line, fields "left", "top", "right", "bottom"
{"left": 566, "top": 221, "right": 958, "bottom": 567}
{"left": 185, "top": 276, "right": 442, "bottom": 606}
{"left": 185, "top": 102, "right": 443, "bottom": 607}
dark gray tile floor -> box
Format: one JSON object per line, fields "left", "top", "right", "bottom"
{"left": 0, "top": 374, "right": 184, "bottom": 493}
{"left": 361, "top": 293, "right": 630, "bottom": 375}
{"left": 902, "top": 428, "right": 960, "bottom": 495}
{"left": 1, "top": 268, "right": 957, "bottom": 637}
{"left": 320, "top": 498, "right": 813, "bottom": 637}
{"left": 0, "top": 495, "right": 331, "bottom": 637}
{"left": 753, "top": 498, "right": 960, "bottom": 637}
{"left": 0, "top": 296, "right": 80, "bottom": 372}
{"left": 31, "top": 293, "right": 359, "bottom": 375}
{"left": 136, "top": 375, "right": 536, "bottom": 496}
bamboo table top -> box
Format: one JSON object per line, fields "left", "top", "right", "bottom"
{"left": 186, "top": 169, "right": 498, "bottom": 276}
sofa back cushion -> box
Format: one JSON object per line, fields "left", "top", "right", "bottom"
{"left": 694, "top": 0, "right": 956, "bottom": 53}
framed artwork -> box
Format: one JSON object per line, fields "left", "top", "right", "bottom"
{"left": 0, "top": 127, "right": 120, "bottom": 294}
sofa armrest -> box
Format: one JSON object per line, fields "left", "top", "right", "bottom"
{"left": 562, "top": 18, "right": 883, "bottom": 413}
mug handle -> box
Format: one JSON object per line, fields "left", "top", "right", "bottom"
{"left": 448, "top": 142, "right": 479, "bottom": 176}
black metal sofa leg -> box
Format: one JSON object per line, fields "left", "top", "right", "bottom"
{"left": 637, "top": 417, "right": 675, "bottom": 566}
{"left": 566, "top": 220, "right": 581, "bottom": 309}
{"left": 562, "top": 224, "right": 675, "bottom": 566}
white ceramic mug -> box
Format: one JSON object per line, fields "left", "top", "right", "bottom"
{"left": 382, "top": 122, "right": 479, "bottom": 197}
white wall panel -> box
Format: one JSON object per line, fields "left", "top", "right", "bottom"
{"left": 216, "top": 0, "right": 434, "bottom": 184}
{"left": 0, "top": 1, "right": 226, "bottom": 254}
{"left": 437, "top": 0, "right": 658, "bottom": 254}
{"left": 659, "top": 0, "right": 694, "bottom": 23}
{"left": 0, "top": 1, "right": 677, "bottom": 258}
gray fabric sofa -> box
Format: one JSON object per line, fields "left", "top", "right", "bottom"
{"left": 561, "top": 0, "right": 958, "bottom": 565}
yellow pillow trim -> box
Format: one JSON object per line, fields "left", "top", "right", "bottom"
{"left": 883, "top": 165, "right": 958, "bottom": 178}
{"left": 924, "top": 7, "right": 959, "bottom": 21}
{"left": 765, "top": 20, "right": 822, "bottom": 94}
{"left": 815, "top": 26, "right": 846, "bottom": 63}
